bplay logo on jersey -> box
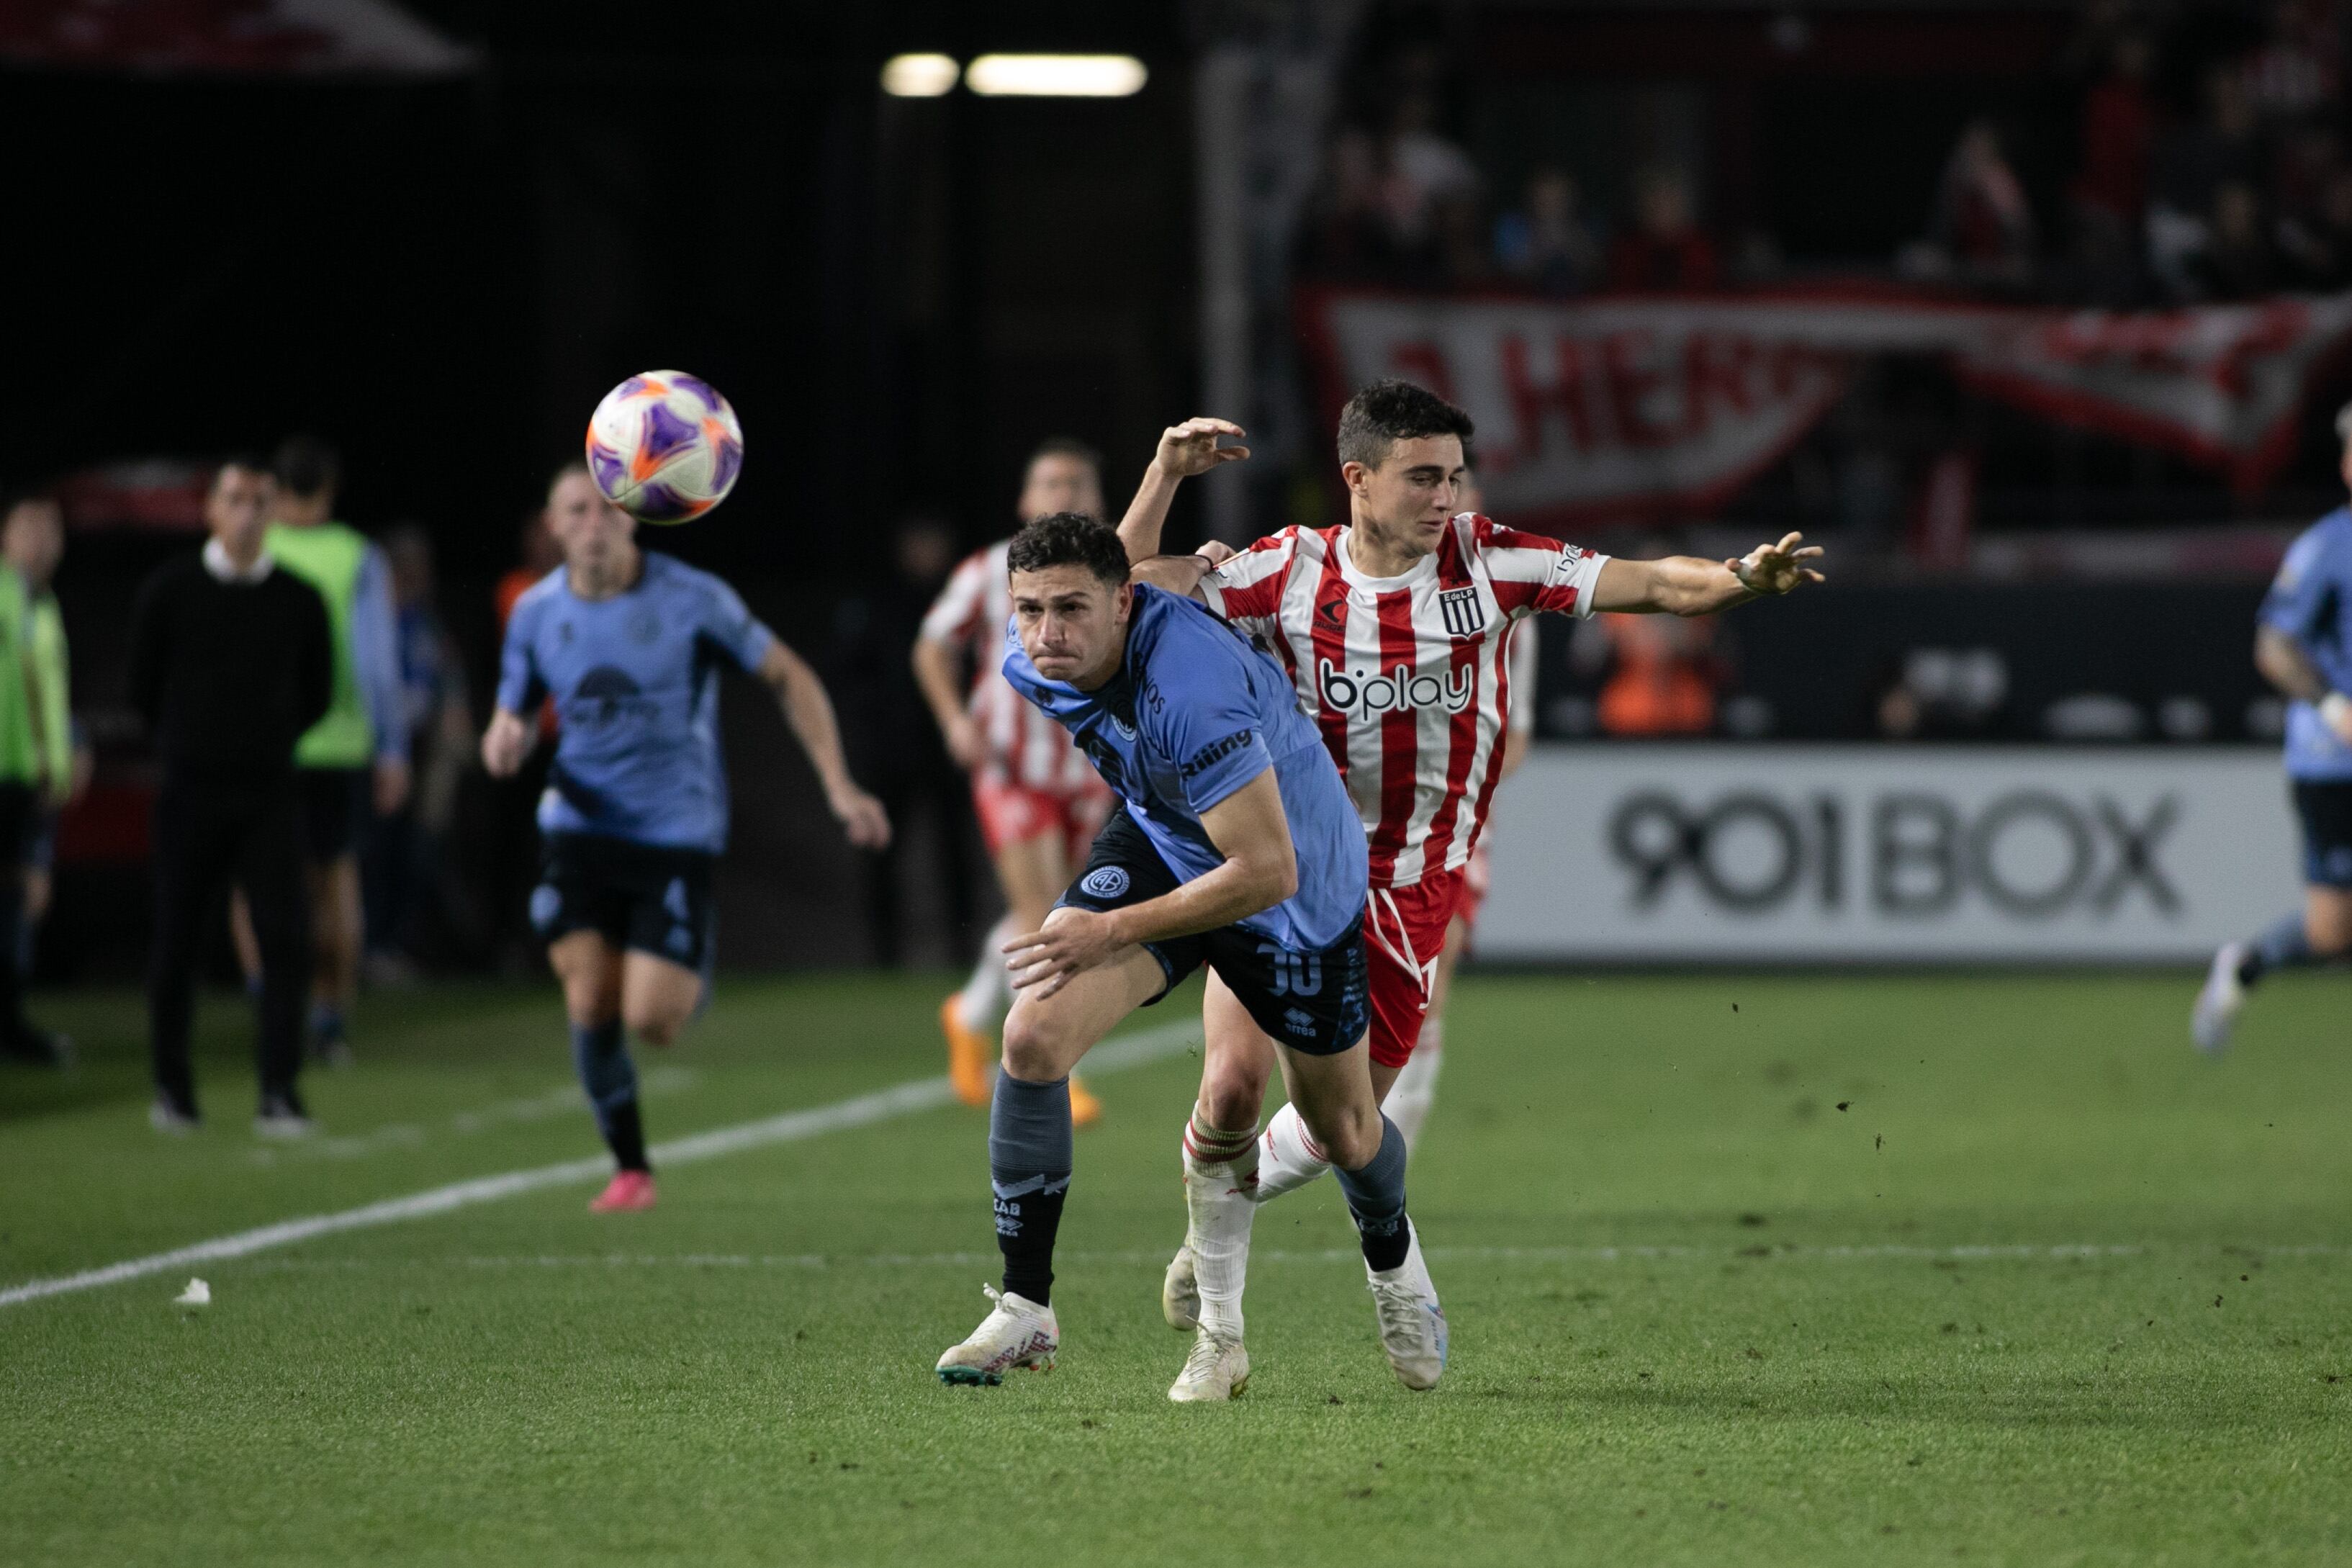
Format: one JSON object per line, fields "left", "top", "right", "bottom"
{"left": 1317, "top": 658, "right": 1474, "bottom": 722}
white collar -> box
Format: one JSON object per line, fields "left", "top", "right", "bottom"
{"left": 202, "top": 539, "right": 275, "bottom": 585}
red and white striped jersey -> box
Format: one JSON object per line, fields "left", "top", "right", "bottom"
{"left": 1200, "top": 515, "right": 1603, "bottom": 888}
{"left": 920, "top": 539, "right": 1102, "bottom": 797}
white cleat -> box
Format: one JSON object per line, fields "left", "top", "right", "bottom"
{"left": 1162, "top": 1243, "right": 1200, "bottom": 1332}
{"left": 1168, "top": 1327, "right": 1249, "bottom": 1402}
{"left": 936, "top": 1284, "right": 1058, "bottom": 1387}
{"left": 2192, "top": 941, "right": 2248, "bottom": 1055}
{"left": 1366, "top": 1222, "right": 1448, "bottom": 1391}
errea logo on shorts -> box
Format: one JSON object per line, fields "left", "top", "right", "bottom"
{"left": 1080, "top": 866, "right": 1130, "bottom": 899}
{"left": 1317, "top": 659, "right": 1474, "bottom": 722}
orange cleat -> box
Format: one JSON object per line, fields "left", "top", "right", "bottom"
{"left": 1069, "top": 1075, "right": 1104, "bottom": 1128}
{"left": 588, "top": 1171, "right": 657, "bottom": 1213}
{"left": 940, "top": 994, "right": 995, "bottom": 1108}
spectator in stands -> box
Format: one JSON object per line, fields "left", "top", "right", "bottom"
{"left": 2150, "top": 64, "right": 2266, "bottom": 300}
{"left": 2069, "top": 32, "right": 2156, "bottom": 302}
{"left": 2240, "top": 0, "right": 2339, "bottom": 123}
{"left": 2280, "top": 165, "right": 2352, "bottom": 288}
{"left": 1495, "top": 166, "right": 1602, "bottom": 294}
{"left": 129, "top": 456, "right": 333, "bottom": 1134}
{"left": 1607, "top": 166, "right": 1719, "bottom": 292}
{"left": 1379, "top": 91, "right": 1480, "bottom": 258}
{"left": 1297, "top": 127, "right": 1403, "bottom": 282}
{"left": 2190, "top": 180, "right": 2279, "bottom": 299}
{"left": 1921, "top": 120, "right": 2037, "bottom": 290}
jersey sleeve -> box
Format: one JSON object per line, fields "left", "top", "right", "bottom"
{"left": 495, "top": 592, "right": 545, "bottom": 715}
{"left": 2261, "top": 523, "right": 2338, "bottom": 646}
{"left": 1477, "top": 517, "right": 1608, "bottom": 621}
{"left": 1505, "top": 618, "right": 1540, "bottom": 738}
{"left": 920, "top": 551, "right": 992, "bottom": 649}
{"left": 1197, "top": 531, "right": 1299, "bottom": 641}
{"left": 695, "top": 574, "right": 777, "bottom": 673}
{"left": 1143, "top": 613, "right": 1274, "bottom": 814}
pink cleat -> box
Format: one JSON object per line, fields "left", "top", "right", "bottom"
{"left": 588, "top": 1171, "right": 657, "bottom": 1213}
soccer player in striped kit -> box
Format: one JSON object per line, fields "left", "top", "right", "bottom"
{"left": 1119, "top": 382, "right": 1823, "bottom": 1379}
{"left": 915, "top": 439, "right": 1114, "bottom": 1123}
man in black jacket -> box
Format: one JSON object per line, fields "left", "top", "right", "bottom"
{"left": 128, "top": 456, "right": 333, "bottom": 1135}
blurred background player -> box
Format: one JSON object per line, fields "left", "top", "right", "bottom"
{"left": 231, "top": 435, "right": 410, "bottom": 1066}
{"left": 127, "top": 456, "right": 333, "bottom": 1134}
{"left": 1120, "top": 387, "right": 1823, "bottom": 1360}
{"left": 914, "top": 438, "right": 1113, "bottom": 1123}
{"left": 0, "top": 494, "right": 69, "bottom": 1068}
{"left": 1384, "top": 447, "right": 1533, "bottom": 1151}
{"left": 4, "top": 494, "right": 89, "bottom": 1059}
{"left": 2195, "top": 400, "right": 2352, "bottom": 1050}
{"left": 482, "top": 464, "right": 889, "bottom": 1213}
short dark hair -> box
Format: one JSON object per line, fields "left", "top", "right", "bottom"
{"left": 1336, "top": 379, "right": 1474, "bottom": 470}
{"left": 1029, "top": 436, "right": 1104, "bottom": 477}
{"left": 1005, "top": 510, "right": 1129, "bottom": 588}
{"left": 272, "top": 434, "right": 340, "bottom": 500}
{"left": 215, "top": 452, "right": 272, "bottom": 487}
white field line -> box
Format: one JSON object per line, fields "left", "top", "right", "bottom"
{"left": 0, "top": 1019, "right": 1204, "bottom": 1310}
{"left": 219, "top": 1241, "right": 2352, "bottom": 1276}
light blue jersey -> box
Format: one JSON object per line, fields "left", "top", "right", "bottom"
{"left": 2261, "top": 507, "right": 2352, "bottom": 782}
{"left": 497, "top": 551, "right": 775, "bottom": 851}
{"left": 1002, "top": 583, "right": 1367, "bottom": 950}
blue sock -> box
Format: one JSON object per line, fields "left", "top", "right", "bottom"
{"left": 1333, "top": 1114, "right": 1411, "bottom": 1273}
{"left": 989, "top": 1073, "right": 1073, "bottom": 1306}
{"left": 571, "top": 1020, "right": 647, "bottom": 1171}
{"left": 2240, "top": 909, "right": 2316, "bottom": 986}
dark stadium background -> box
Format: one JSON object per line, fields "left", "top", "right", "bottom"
{"left": 6, "top": 0, "right": 2348, "bottom": 973}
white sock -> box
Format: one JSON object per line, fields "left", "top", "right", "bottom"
{"left": 958, "top": 916, "right": 1017, "bottom": 1034}
{"left": 1386, "top": 1019, "right": 1443, "bottom": 1154}
{"left": 1182, "top": 1109, "right": 1259, "bottom": 1338}
{"left": 1250, "top": 1101, "right": 1333, "bottom": 1203}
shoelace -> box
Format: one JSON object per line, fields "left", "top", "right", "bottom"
{"left": 1369, "top": 1279, "right": 1431, "bottom": 1346}
{"left": 1179, "top": 1332, "right": 1237, "bottom": 1384}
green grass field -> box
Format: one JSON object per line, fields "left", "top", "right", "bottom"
{"left": 4, "top": 968, "right": 2349, "bottom": 1566}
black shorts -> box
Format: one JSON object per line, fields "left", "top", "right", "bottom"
{"left": 1057, "top": 806, "right": 1369, "bottom": 1056}
{"left": 531, "top": 832, "right": 717, "bottom": 972}
{"left": 2293, "top": 779, "right": 2352, "bottom": 887}
{"left": 298, "top": 767, "right": 370, "bottom": 861}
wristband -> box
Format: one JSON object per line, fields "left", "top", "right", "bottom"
{"left": 2321, "top": 692, "right": 2351, "bottom": 729}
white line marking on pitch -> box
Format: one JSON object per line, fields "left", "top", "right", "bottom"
{"left": 0, "top": 1019, "right": 1203, "bottom": 1310}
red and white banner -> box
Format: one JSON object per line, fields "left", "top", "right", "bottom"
{"left": 1301, "top": 288, "right": 2352, "bottom": 523}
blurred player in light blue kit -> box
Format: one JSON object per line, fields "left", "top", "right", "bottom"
{"left": 2195, "top": 402, "right": 2352, "bottom": 1051}
{"left": 482, "top": 464, "right": 889, "bottom": 1211}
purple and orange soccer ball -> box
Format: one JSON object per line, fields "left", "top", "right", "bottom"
{"left": 585, "top": 371, "right": 744, "bottom": 523}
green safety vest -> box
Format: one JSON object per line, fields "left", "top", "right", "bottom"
{"left": 27, "top": 590, "right": 70, "bottom": 796}
{"left": 0, "top": 567, "right": 35, "bottom": 786}
{"left": 265, "top": 521, "right": 374, "bottom": 769}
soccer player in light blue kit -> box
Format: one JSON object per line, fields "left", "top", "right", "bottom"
{"left": 482, "top": 464, "right": 890, "bottom": 1212}
{"left": 2195, "top": 402, "right": 2352, "bottom": 1051}
{"left": 934, "top": 512, "right": 1441, "bottom": 1400}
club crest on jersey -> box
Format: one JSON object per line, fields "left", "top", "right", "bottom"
{"left": 1438, "top": 586, "right": 1485, "bottom": 638}
{"left": 1080, "top": 866, "right": 1130, "bottom": 899}
{"left": 1317, "top": 658, "right": 1474, "bottom": 722}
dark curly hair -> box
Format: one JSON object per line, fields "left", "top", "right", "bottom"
{"left": 1005, "top": 510, "right": 1130, "bottom": 588}
{"left": 1336, "top": 379, "right": 1474, "bottom": 470}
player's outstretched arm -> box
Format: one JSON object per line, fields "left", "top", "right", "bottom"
{"left": 1126, "top": 541, "right": 1236, "bottom": 600}
{"left": 1114, "top": 417, "right": 1250, "bottom": 564}
{"left": 1005, "top": 767, "right": 1296, "bottom": 995}
{"left": 759, "top": 641, "right": 892, "bottom": 850}
{"left": 1590, "top": 531, "right": 1826, "bottom": 618}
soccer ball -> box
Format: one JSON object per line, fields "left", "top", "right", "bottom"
{"left": 585, "top": 371, "right": 744, "bottom": 524}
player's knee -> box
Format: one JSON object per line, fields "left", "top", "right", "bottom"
{"left": 625, "top": 1004, "right": 685, "bottom": 1050}
{"left": 2311, "top": 899, "right": 2352, "bottom": 955}
{"left": 999, "top": 1006, "right": 1074, "bottom": 1081}
{"left": 1198, "top": 1057, "right": 1270, "bottom": 1130}
{"left": 1301, "top": 1101, "right": 1383, "bottom": 1169}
